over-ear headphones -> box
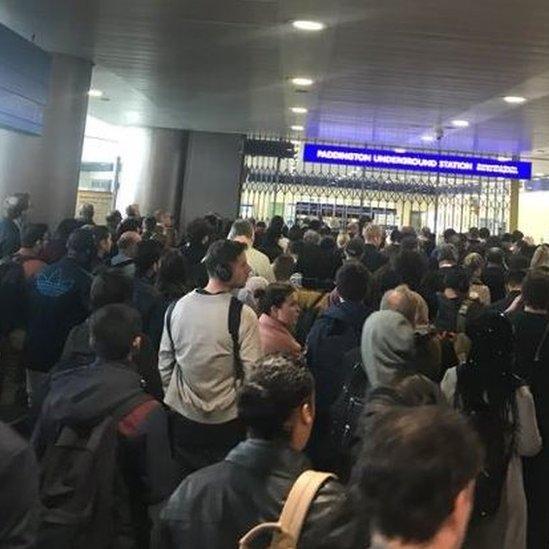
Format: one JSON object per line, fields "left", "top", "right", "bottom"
{"left": 215, "top": 262, "right": 233, "bottom": 283}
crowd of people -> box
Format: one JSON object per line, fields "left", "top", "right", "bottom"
{"left": 0, "top": 192, "right": 548, "bottom": 549}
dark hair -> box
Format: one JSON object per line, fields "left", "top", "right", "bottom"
{"left": 345, "top": 237, "right": 365, "bottom": 259}
{"left": 443, "top": 228, "right": 457, "bottom": 242}
{"left": 21, "top": 223, "right": 48, "bottom": 248}
{"left": 91, "top": 225, "right": 110, "bottom": 246}
{"left": 237, "top": 354, "right": 314, "bottom": 439}
{"left": 66, "top": 228, "right": 97, "bottom": 265}
{"left": 258, "top": 283, "right": 295, "bottom": 316}
{"left": 287, "top": 225, "right": 303, "bottom": 242}
{"left": 186, "top": 218, "right": 212, "bottom": 244}
{"left": 507, "top": 254, "right": 530, "bottom": 271}
{"left": 156, "top": 250, "right": 189, "bottom": 300}
{"left": 125, "top": 204, "right": 139, "bottom": 217}
{"left": 90, "top": 304, "right": 142, "bottom": 360}
{"left": 268, "top": 215, "right": 284, "bottom": 238}
{"left": 390, "top": 228, "right": 402, "bottom": 244}
{"left": 203, "top": 239, "right": 247, "bottom": 278}
{"left": 319, "top": 235, "right": 337, "bottom": 252}
{"left": 134, "top": 240, "right": 163, "bottom": 278}
{"left": 90, "top": 269, "right": 134, "bottom": 311}
{"left": 228, "top": 219, "right": 253, "bottom": 240}
{"left": 56, "top": 218, "right": 85, "bottom": 242}
{"left": 106, "top": 210, "right": 122, "bottom": 225}
{"left": 522, "top": 269, "right": 549, "bottom": 310}
{"left": 143, "top": 215, "right": 157, "bottom": 233}
{"left": 273, "top": 254, "right": 295, "bottom": 282}
{"left": 256, "top": 221, "right": 266, "bottom": 230}
{"left": 486, "top": 247, "right": 505, "bottom": 265}
{"left": 443, "top": 266, "right": 469, "bottom": 293}
{"left": 512, "top": 230, "right": 524, "bottom": 243}
{"left": 438, "top": 243, "right": 458, "bottom": 264}
{"left": 469, "top": 227, "right": 480, "bottom": 239}
{"left": 506, "top": 269, "right": 527, "bottom": 287}
{"left": 479, "top": 227, "right": 491, "bottom": 240}
{"left": 392, "top": 250, "right": 428, "bottom": 291}
{"left": 336, "top": 260, "right": 370, "bottom": 302}
{"left": 352, "top": 405, "right": 482, "bottom": 544}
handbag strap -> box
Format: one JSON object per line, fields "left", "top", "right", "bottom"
{"left": 277, "top": 471, "right": 336, "bottom": 543}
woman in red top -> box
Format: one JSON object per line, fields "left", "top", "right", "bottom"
{"left": 258, "top": 283, "right": 301, "bottom": 357}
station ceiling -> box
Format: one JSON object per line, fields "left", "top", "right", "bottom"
{"left": 3, "top": 0, "right": 549, "bottom": 161}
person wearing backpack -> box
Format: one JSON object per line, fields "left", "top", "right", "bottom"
{"left": 0, "top": 193, "right": 30, "bottom": 260}
{"left": 32, "top": 304, "right": 177, "bottom": 549}
{"left": 441, "top": 311, "right": 541, "bottom": 549}
{"left": 306, "top": 261, "right": 372, "bottom": 470}
{"left": 154, "top": 353, "right": 364, "bottom": 549}
{"left": 158, "top": 239, "right": 261, "bottom": 476}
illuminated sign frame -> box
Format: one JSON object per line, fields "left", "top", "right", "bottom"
{"left": 303, "top": 143, "right": 531, "bottom": 179}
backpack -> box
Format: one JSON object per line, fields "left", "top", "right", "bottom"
{"left": 239, "top": 471, "right": 335, "bottom": 549}
{"left": 329, "top": 348, "right": 369, "bottom": 478}
{"left": 294, "top": 293, "right": 325, "bottom": 346}
{"left": 37, "top": 393, "right": 151, "bottom": 549}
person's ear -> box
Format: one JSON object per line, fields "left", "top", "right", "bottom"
{"left": 299, "top": 400, "right": 315, "bottom": 426}
{"left": 132, "top": 335, "right": 142, "bottom": 353}
{"left": 447, "top": 480, "right": 475, "bottom": 537}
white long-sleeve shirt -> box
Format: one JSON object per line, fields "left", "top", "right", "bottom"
{"left": 158, "top": 290, "right": 261, "bottom": 424}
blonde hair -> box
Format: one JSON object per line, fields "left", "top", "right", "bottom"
{"left": 531, "top": 244, "right": 549, "bottom": 270}
{"left": 337, "top": 232, "right": 350, "bottom": 249}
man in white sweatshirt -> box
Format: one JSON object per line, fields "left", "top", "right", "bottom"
{"left": 158, "top": 239, "right": 262, "bottom": 474}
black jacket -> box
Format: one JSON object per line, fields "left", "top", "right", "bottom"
{"left": 0, "top": 421, "right": 39, "bottom": 548}
{"left": 33, "top": 359, "right": 178, "bottom": 545}
{"left": 361, "top": 243, "right": 387, "bottom": 273}
{"left": 481, "top": 264, "right": 507, "bottom": 303}
{"left": 0, "top": 217, "right": 21, "bottom": 259}
{"left": 155, "top": 439, "right": 364, "bottom": 549}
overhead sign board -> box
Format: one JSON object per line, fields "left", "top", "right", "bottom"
{"left": 303, "top": 143, "right": 531, "bottom": 180}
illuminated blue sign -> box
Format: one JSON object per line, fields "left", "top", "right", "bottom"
{"left": 303, "top": 144, "right": 531, "bottom": 179}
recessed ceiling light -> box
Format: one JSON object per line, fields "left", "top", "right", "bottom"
{"left": 394, "top": 148, "right": 406, "bottom": 154}
{"left": 291, "top": 125, "right": 305, "bottom": 131}
{"left": 290, "top": 107, "right": 308, "bottom": 114}
{"left": 452, "top": 119, "right": 469, "bottom": 128}
{"left": 421, "top": 135, "right": 435, "bottom": 142}
{"left": 291, "top": 77, "right": 314, "bottom": 87}
{"left": 504, "top": 96, "right": 527, "bottom": 104}
{"left": 88, "top": 89, "right": 104, "bottom": 98}
{"left": 292, "top": 20, "right": 325, "bottom": 31}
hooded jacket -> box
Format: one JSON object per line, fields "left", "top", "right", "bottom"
{"left": 33, "top": 359, "right": 177, "bottom": 536}
{"left": 154, "top": 438, "right": 364, "bottom": 549}
{"left": 361, "top": 310, "right": 416, "bottom": 387}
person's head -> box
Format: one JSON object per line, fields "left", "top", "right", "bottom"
{"left": 530, "top": 244, "right": 549, "bottom": 270}
{"left": 117, "top": 231, "right": 142, "bottom": 259}
{"left": 443, "top": 228, "right": 457, "bottom": 244}
{"left": 3, "top": 193, "right": 30, "bottom": 220}
{"left": 55, "top": 218, "right": 84, "bottom": 242}
{"left": 320, "top": 235, "right": 337, "bottom": 252}
{"left": 66, "top": 228, "right": 97, "bottom": 267}
{"left": 259, "top": 283, "right": 300, "bottom": 328}
{"left": 347, "top": 221, "right": 359, "bottom": 238}
{"left": 511, "top": 229, "right": 524, "bottom": 243}
{"left": 155, "top": 250, "right": 189, "bottom": 299}
{"left": 486, "top": 247, "right": 505, "bottom": 266}
{"left": 228, "top": 219, "right": 254, "bottom": 245}
{"left": 345, "top": 237, "right": 365, "bottom": 261}
{"left": 91, "top": 225, "right": 112, "bottom": 258}
{"left": 203, "top": 239, "right": 250, "bottom": 288}
{"left": 507, "top": 253, "right": 530, "bottom": 271}
{"left": 352, "top": 406, "right": 482, "bottom": 549}
{"left": 463, "top": 252, "right": 484, "bottom": 280}
{"left": 142, "top": 215, "right": 157, "bottom": 234}
{"left": 134, "top": 239, "right": 163, "bottom": 278}
{"left": 125, "top": 204, "right": 140, "bottom": 218}
{"left": 287, "top": 225, "right": 303, "bottom": 242}
{"left": 335, "top": 260, "right": 370, "bottom": 303}
{"left": 390, "top": 228, "right": 402, "bottom": 244}
{"left": 272, "top": 254, "right": 295, "bottom": 282}
{"left": 90, "top": 269, "right": 134, "bottom": 311}
{"left": 363, "top": 224, "right": 383, "bottom": 248}
{"left": 336, "top": 232, "right": 350, "bottom": 250}
{"left": 361, "top": 310, "right": 416, "bottom": 388}
{"left": 186, "top": 217, "right": 212, "bottom": 246}
{"left": 303, "top": 229, "right": 320, "bottom": 246}
{"left": 116, "top": 217, "right": 142, "bottom": 239}
{"left": 468, "top": 227, "right": 480, "bottom": 241}
{"left": 478, "top": 227, "right": 490, "bottom": 241}
{"left": 522, "top": 269, "right": 549, "bottom": 312}
{"left": 20, "top": 223, "right": 48, "bottom": 253}
{"left": 438, "top": 244, "right": 458, "bottom": 266}
{"left": 237, "top": 354, "right": 314, "bottom": 450}
{"left": 392, "top": 249, "right": 428, "bottom": 290}
{"left": 442, "top": 267, "right": 469, "bottom": 296}
{"left": 506, "top": 269, "right": 527, "bottom": 292}
{"left": 77, "top": 202, "right": 94, "bottom": 222}
{"left": 106, "top": 210, "right": 122, "bottom": 226}
{"left": 380, "top": 285, "right": 418, "bottom": 327}
{"left": 268, "top": 215, "right": 284, "bottom": 238}
{"left": 89, "top": 304, "right": 142, "bottom": 361}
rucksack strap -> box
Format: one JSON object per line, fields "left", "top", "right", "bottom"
{"left": 277, "top": 471, "right": 335, "bottom": 543}
{"left": 229, "top": 297, "right": 244, "bottom": 382}
{"left": 534, "top": 320, "right": 549, "bottom": 363}
{"left": 456, "top": 298, "right": 474, "bottom": 333}
{"left": 165, "top": 299, "right": 179, "bottom": 354}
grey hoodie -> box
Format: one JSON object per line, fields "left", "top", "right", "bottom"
{"left": 361, "top": 310, "right": 416, "bottom": 387}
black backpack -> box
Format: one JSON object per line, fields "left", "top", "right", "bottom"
{"left": 294, "top": 293, "right": 325, "bottom": 346}
{"left": 329, "top": 348, "right": 369, "bottom": 478}
{"left": 37, "top": 393, "right": 150, "bottom": 549}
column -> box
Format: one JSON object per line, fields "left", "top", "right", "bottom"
{"left": 509, "top": 179, "right": 520, "bottom": 232}
{"left": 0, "top": 53, "right": 92, "bottom": 229}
